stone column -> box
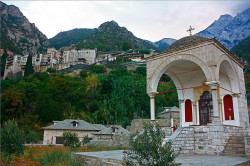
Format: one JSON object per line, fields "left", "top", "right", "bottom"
{"left": 148, "top": 92, "right": 157, "bottom": 121}
{"left": 192, "top": 101, "right": 197, "bottom": 125}
{"left": 206, "top": 81, "right": 221, "bottom": 123}
{"left": 218, "top": 99, "right": 223, "bottom": 122}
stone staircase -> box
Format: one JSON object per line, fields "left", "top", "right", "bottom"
{"left": 222, "top": 136, "right": 246, "bottom": 157}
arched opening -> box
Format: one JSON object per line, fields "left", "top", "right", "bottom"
{"left": 199, "top": 91, "right": 213, "bottom": 125}
{"left": 151, "top": 58, "right": 210, "bottom": 126}
{"left": 223, "top": 95, "right": 234, "bottom": 120}
{"left": 185, "top": 99, "right": 192, "bottom": 122}
{"left": 218, "top": 59, "right": 240, "bottom": 125}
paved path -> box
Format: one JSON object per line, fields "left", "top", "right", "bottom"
{"left": 75, "top": 150, "right": 250, "bottom": 166}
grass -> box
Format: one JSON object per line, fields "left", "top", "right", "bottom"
{"left": 40, "top": 149, "right": 83, "bottom": 166}
{"left": 0, "top": 145, "right": 127, "bottom": 166}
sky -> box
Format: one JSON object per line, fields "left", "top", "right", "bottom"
{"left": 2, "top": 1, "right": 250, "bottom": 42}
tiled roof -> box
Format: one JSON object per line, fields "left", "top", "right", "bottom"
{"left": 93, "top": 125, "right": 130, "bottom": 135}
{"left": 164, "top": 35, "right": 209, "bottom": 53}
{"left": 92, "top": 124, "right": 107, "bottom": 130}
{"left": 42, "top": 119, "right": 101, "bottom": 131}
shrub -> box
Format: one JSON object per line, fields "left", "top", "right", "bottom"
{"left": 82, "top": 135, "right": 91, "bottom": 145}
{"left": 46, "top": 67, "right": 56, "bottom": 73}
{"left": 25, "top": 130, "right": 38, "bottom": 144}
{"left": 1, "top": 120, "right": 25, "bottom": 165}
{"left": 80, "top": 69, "right": 88, "bottom": 78}
{"left": 90, "top": 64, "right": 105, "bottom": 73}
{"left": 123, "top": 122, "right": 181, "bottom": 166}
{"left": 134, "top": 66, "right": 146, "bottom": 76}
{"left": 63, "top": 132, "right": 80, "bottom": 150}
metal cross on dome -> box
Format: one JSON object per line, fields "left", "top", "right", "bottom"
{"left": 187, "top": 26, "right": 195, "bottom": 36}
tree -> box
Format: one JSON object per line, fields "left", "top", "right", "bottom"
{"left": 1, "top": 120, "right": 25, "bottom": 165}
{"left": 123, "top": 122, "right": 180, "bottom": 166}
{"left": 122, "top": 41, "right": 132, "bottom": 51}
{"left": 134, "top": 66, "right": 146, "bottom": 76}
{"left": 24, "top": 54, "right": 34, "bottom": 77}
{"left": 24, "top": 130, "right": 38, "bottom": 144}
{"left": 62, "top": 132, "right": 80, "bottom": 150}
{"left": 46, "top": 67, "right": 56, "bottom": 73}
{"left": 90, "top": 64, "right": 105, "bottom": 73}
{"left": 80, "top": 69, "right": 88, "bottom": 78}
{"left": 1, "top": 49, "right": 8, "bottom": 76}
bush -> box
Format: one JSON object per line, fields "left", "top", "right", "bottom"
{"left": 80, "top": 69, "right": 88, "bottom": 78}
{"left": 134, "top": 66, "right": 146, "bottom": 76}
{"left": 63, "top": 132, "right": 80, "bottom": 150}
{"left": 25, "top": 130, "right": 38, "bottom": 144}
{"left": 90, "top": 64, "right": 105, "bottom": 73}
{"left": 1, "top": 120, "right": 25, "bottom": 165}
{"left": 123, "top": 122, "right": 180, "bottom": 166}
{"left": 82, "top": 135, "right": 91, "bottom": 145}
{"left": 46, "top": 67, "right": 56, "bottom": 73}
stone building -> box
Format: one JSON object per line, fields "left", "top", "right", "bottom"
{"left": 42, "top": 119, "right": 106, "bottom": 145}
{"left": 145, "top": 35, "right": 250, "bottom": 156}
{"left": 4, "top": 54, "right": 28, "bottom": 79}
{"left": 92, "top": 125, "right": 130, "bottom": 141}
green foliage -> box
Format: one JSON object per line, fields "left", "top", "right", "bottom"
{"left": 73, "top": 21, "right": 159, "bottom": 52}
{"left": 122, "top": 41, "right": 133, "bottom": 51}
{"left": 134, "top": 66, "right": 146, "bottom": 76}
{"left": 80, "top": 69, "right": 88, "bottom": 78}
{"left": 231, "top": 36, "right": 250, "bottom": 62}
{"left": 90, "top": 64, "right": 105, "bottom": 73}
{"left": 63, "top": 132, "right": 80, "bottom": 150}
{"left": 135, "top": 49, "right": 150, "bottom": 54}
{"left": 24, "top": 54, "right": 34, "bottom": 77}
{"left": 123, "top": 122, "right": 180, "bottom": 166}
{"left": 49, "top": 28, "right": 95, "bottom": 50}
{"left": 109, "top": 68, "right": 129, "bottom": 76}
{"left": 82, "top": 135, "right": 91, "bottom": 145}
{"left": 40, "top": 148, "right": 84, "bottom": 166}
{"left": 1, "top": 67, "right": 176, "bottom": 131}
{"left": 1, "top": 49, "right": 8, "bottom": 76}
{"left": 1, "top": 120, "right": 25, "bottom": 164}
{"left": 24, "top": 130, "right": 38, "bottom": 144}
{"left": 46, "top": 67, "right": 56, "bottom": 73}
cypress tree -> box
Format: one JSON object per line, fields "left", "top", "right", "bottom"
{"left": 24, "top": 54, "right": 34, "bottom": 77}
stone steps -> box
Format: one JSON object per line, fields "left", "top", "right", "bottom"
{"left": 222, "top": 136, "right": 246, "bottom": 157}
{"left": 223, "top": 149, "right": 245, "bottom": 154}
{"left": 224, "top": 146, "right": 245, "bottom": 151}
{"left": 221, "top": 153, "right": 247, "bottom": 158}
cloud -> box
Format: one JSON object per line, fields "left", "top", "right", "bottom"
{"left": 2, "top": 1, "right": 249, "bottom": 41}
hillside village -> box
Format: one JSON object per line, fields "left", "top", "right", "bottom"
{"left": 2, "top": 47, "right": 157, "bottom": 79}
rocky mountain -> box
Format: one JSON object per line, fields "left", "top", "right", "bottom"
{"left": 0, "top": 1, "right": 50, "bottom": 55}
{"left": 73, "top": 21, "right": 159, "bottom": 52}
{"left": 49, "top": 28, "right": 95, "bottom": 50}
{"left": 154, "top": 38, "right": 177, "bottom": 52}
{"left": 196, "top": 8, "right": 250, "bottom": 50}
{"left": 231, "top": 36, "right": 250, "bottom": 62}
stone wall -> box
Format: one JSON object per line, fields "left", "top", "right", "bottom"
{"left": 127, "top": 119, "right": 170, "bottom": 135}
{"left": 89, "top": 134, "right": 130, "bottom": 147}
{"left": 43, "top": 129, "right": 96, "bottom": 145}
{"left": 194, "top": 125, "right": 244, "bottom": 155}
{"left": 170, "top": 127, "right": 195, "bottom": 155}
{"left": 167, "top": 125, "right": 246, "bottom": 156}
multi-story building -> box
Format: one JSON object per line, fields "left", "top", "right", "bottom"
{"left": 4, "top": 55, "right": 28, "bottom": 79}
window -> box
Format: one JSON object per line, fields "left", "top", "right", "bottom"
{"left": 185, "top": 99, "right": 193, "bottom": 122}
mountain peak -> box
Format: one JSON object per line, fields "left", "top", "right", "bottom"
{"left": 196, "top": 8, "right": 250, "bottom": 50}
{"left": 218, "top": 14, "right": 233, "bottom": 21}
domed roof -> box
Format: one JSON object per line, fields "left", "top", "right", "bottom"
{"left": 164, "top": 35, "right": 209, "bottom": 53}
